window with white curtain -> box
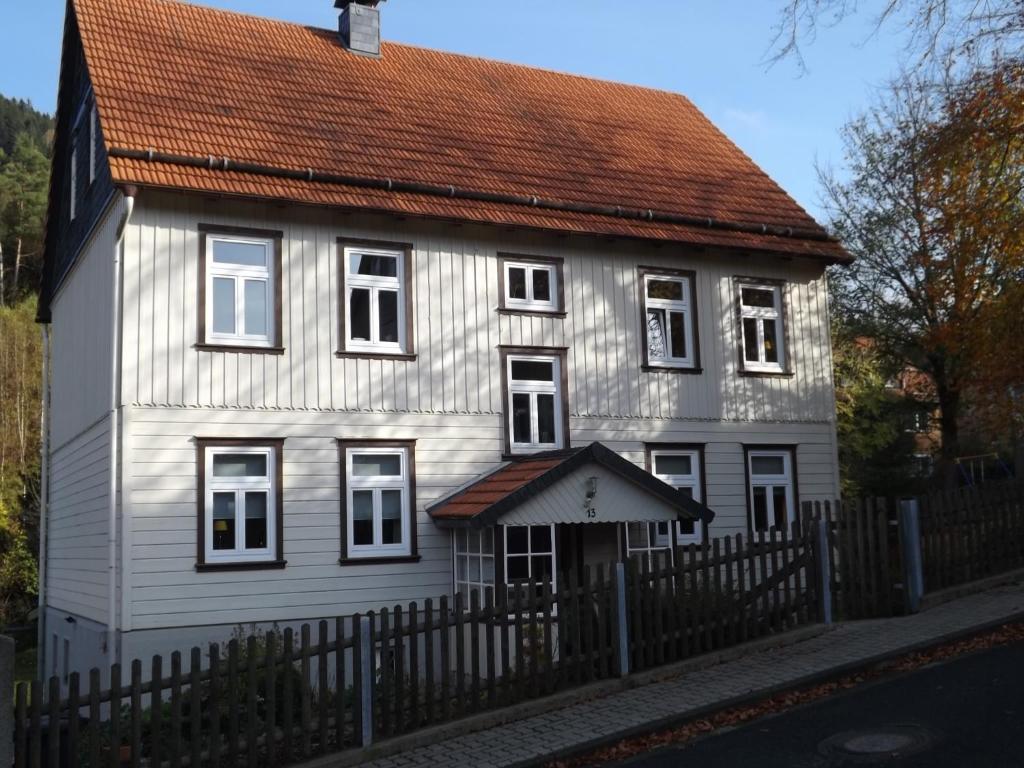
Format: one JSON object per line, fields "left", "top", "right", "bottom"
{"left": 643, "top": 273, "right": 696, "bottom": 368}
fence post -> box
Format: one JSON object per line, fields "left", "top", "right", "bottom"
{"left": 813, "top": 519, "right": 833, "bottom": 625}
{"left": 0, "top": 634, "right": 12, "bottom": 768}
{"left": 612, "top": 562, "right": 630, "bottom": 678}
{"left": 358, "top": 615, "right": 374, "bottom": 747}
{"left": 899, "top": 498, "right": 924, "bottom": 613}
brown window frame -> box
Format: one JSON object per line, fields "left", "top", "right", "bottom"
{"left": 638, "top": 266, "right": 702, "bottom": 373}
{"left": 742, "top": 444, "right": 800, "bottom": 537}
{"left": 195, "top": 437, "right": 286, "bottom": 572}
{"left": 196, "top": 224, "right": 285, "bottom": 354}
{"left": 734, "top": 276, "right": 793, "bottom": 377}
{"left": 338, "top": 439, "right": 420, "bottom": 566}
{"left": 497, "top": 253, "right": 567, "bottom": 317}
{"left": 337, "top": 237, "right": 417, "bottom": 360}
{"left": 498, "top": 345, "right": 571, "bottom": 458}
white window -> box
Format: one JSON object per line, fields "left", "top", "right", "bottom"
{"left": 738, "top": 282, "right": 785, "bottom": 372}
{"left": 205, "top": 235, "right": 275, "bottom": 347}
{"left": 644, "top": 273, "right": 695, "bottom": 368}
{"left": 747, "top": 449, "right": 795, "bottom": 533}
{"left": 204, "top": 446, "right": 277, "bottom": 564}
{"left": 89, "top": 104, "right": 97, "bottom": 184}
{"left": 503, "top": 524, "right": 556, "bottom": 604}
{"left": 69, "top": 144, "right": 77, "bottom": 222}
{"left": 625, "top": 522, "right": 675, "bottom": 571}
{"left": 345, "top": 447, "right": 412, "bottom": 558}
{"left": 651, "top": 449, "right": 704, "bottom": 545}
{"left": 506, "top": 355, "right": 563, "bottom": 453}
{"left": 454, "top": 528, "right": 495, "bottom": 605}
{"left": 504, "top": 260, "right": 558, "bottom": 312}
{"left": 345, "top": 246, "right": 406, "bottom": 353}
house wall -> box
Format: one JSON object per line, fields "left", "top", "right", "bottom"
{"left": 112, "top": 192, "right": 839, "bottom": 643}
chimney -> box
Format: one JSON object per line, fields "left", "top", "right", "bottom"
{"left": 336, "top": 0, "right": 385, "bottom": 58}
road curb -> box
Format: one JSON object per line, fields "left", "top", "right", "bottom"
{"left": 516, "top": 609, "right": 1024, "bottom": 768}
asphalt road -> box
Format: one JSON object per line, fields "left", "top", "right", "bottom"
{"left": 613, "top": 641, "right": 1024, "bottom": 767}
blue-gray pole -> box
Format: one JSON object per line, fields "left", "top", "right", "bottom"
{"left": 900, "top": 498, "right": 924, "bottom": 613}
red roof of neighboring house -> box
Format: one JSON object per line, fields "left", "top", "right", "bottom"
{"left": 73, "top": 0, "right": 850, "bottom": 263}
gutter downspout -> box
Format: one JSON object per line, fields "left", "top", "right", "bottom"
{"left": 107, "top": 187, "right": 136, "bottom": 662}
{"left": 36, "top": 326, "right": 50, "bottom": 679}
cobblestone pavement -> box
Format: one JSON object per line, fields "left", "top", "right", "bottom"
{"left": 334, "top": 583, "right": 1024, "bottom": 768}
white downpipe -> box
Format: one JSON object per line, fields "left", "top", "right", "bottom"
{"left": 107, "top": 188, "right": 135, "bottom": 661}
{"left": 36, "top": 326, "right": 50, "bottom": 679}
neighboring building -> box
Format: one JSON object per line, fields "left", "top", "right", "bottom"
{"left": 37, "top": 0, "right": 851, "bottom": 681}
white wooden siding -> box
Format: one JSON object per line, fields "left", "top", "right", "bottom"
{"left": 46, "top": 417, "right": 111, "bottom": 624}
{"left": 50, "top": 195, "right": 123, "bottom": 448}
{"left": 120, "top": 194, "right": 835, "bottom": 424}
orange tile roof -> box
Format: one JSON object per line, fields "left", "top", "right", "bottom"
{"left": 430, "top": 458, "right": 567, "bottom": 521}
{"left": 75, "top": 0, "right": 849, "bottom": 262}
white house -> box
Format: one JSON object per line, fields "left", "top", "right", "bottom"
{"left": 37, "top": 0, "right": 851, "bottom": 682}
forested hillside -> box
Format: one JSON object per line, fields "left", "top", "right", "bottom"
{"left": 0, "top": 95, "right": 51, "bottom": 625}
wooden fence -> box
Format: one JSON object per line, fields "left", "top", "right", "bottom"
{"left": 12, "top": 526, "right": 823, "bottom": 768}
{"left": 918, "top": 481, "right": 1024, "bottom": 592}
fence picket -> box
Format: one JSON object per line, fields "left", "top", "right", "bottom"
{"left": 265, "top": 632, "right": 278, "bottom": 767}
{"left": 469, "top": 590, "right": 482, "bottom": 712}
{"left": 439, "top": 596, "right": 451, "bottom": 721}
{"left": 455, "top": 593, "right": 467, "bottom": 714}
{"left": 333, "top": 620, "right": 345, "bottom": 751}
{"left": 106, "top": 666, "right": 119, "bottom": 768}
{"left": 150, "top": 655, "right": 162, "bottom": 768}
{"left": 408, "top": 602, "right": 420, "bottom": 730}
{"left": 485, "top": 590, "right": 497, "bottom": 708}
{"left": 169, "top": 653, "right": 182, "bottom": 768}
{"left": 281, "top": 630, "right": 293, "bottom": 761}
{"left": 423, "top": 599, "right": 435, "bottom": 727}
{"left": 89, "top": 668, "right": 101, "bottom": 768}
{"left": 393, "top": 607, "right": 405, "bottom": 734}
{"left": 67, "top": 672, "right": 80, "bottom": 768}
{"left": 189, "top": 649, "right": 202, "bottom": 768}
{"left": 228, "top": 640, "right": 241, "bottom": 765}
{"left": 542, "top": 579, "right": 555, "bottom": 692}
{"left": 47, "top": 676, "right": 60, "bottom": 768}
{"left": 712, "top": 539, "right": 726, "bottom": 647}
{"left": 318, "top": 621, "right": 329, "bottom": 752}
{"left": 595, "top": 565, "right": 609, "bottom": 676}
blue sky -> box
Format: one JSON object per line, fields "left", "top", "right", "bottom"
{"left": 0, "top": 1, "right": 906, "bottom": 220}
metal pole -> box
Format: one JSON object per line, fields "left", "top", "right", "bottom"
{"left": 613, "top": 562, "right": 630, "bottom": 677}
{"left": 900, "top": 498, "right": 924, "bottom": 613}
{"left": 814, "top": 519, "right": 833, "bottom": 625}
{"left": 359, "top": 616, "right": 373, "bottom": 747}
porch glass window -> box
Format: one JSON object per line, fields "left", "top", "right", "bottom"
{"left": 454, "top": 528, "right": 495, "bottom": 605}
{"left": 344, "top": 246, "right": 407, "bottom": 353}
{"left": 625, "top": 521, "right": 674, "bottom": 571}
{"left": 651, "top": 449, "right": 704, "bottom": 545}
{"left": 503, "top": 524, "right": 556, "bottom": 603}
{"left": 205, "top": 235, "right": 275, "bottom": 347}
{"left": 738, "top": 282, "right": 785, "bottom": 372}
{"left": 345, "top": 447, "right": 412, "bottom": 558}
{"left": 747, "top": 449, "right": 795, "bottom": 533}
{"left": 507, "top": 356, "right": 563, "bottom": 453}
{"left": 203, "top": 446, "right": 277, "bottom": 564}
{"left": 643, "top": 274, "right": 695, "bottom": 368}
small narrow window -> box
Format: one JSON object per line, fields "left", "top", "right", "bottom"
{"left": 505, "top": 354, "right": 564, "bottom": 453}
{"left": 503, "top": 524, "right": 556, "bottom": 604}
{"left": 69, "top": 144, "right": 77, "bottom": 222}
{"left": 199, "top": 442, "right": 283, "bottom": 567}
{"left": 344, "top": 246, "right": 407, "bottom": 353}
{"left": 642, "top": 272, "right": 696, "bottom": 369}
{"left": 341, "top": 443, "right": 416, "bottom": 560}
{"left": 89, "top": 104, "right": 97, "bottom": 184}
{"left": 650, "top": 448, "right": 705, "bottom": 545}
{"left": 454, "top": 528, "right": 495, "bottom": 605}
{"left": 501, "top": 258, "right": 560, "bottom": 313}
{"left": 746, "top": 448, "right": 796, "bottom": 533}
{"left": 737, "top": 281, "right": 785, "bottom": 373}
{"left": 203, "top": 232, "right": 277, "bottom": 348}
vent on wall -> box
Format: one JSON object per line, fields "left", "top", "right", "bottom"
{"left": 336, "top": 0, "right": 386, "bottom": 58}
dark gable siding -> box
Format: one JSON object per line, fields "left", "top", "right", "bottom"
{"left": 38, "top": 3, "right": 115, "bottom": 322}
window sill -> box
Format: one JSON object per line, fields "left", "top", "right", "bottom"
{"left": 739, "top": 369, "right": 794, "bottom": 378}
{"left": 642, "top": 365, "right": 703, "bottom": 375}
{"left": 196, "top": 344, "right": 285, "bottom": 356}
{"left": 338, "top": 555, "right": 422, "bottom": 566}
{"left": 497, "top": 308, "right": 567, "bottom": 319}
{"left": 196, "top": 559, "right": 287, "bottom": 573}
{"left": 335, "top": 351, "right": 418, "bottom": 361}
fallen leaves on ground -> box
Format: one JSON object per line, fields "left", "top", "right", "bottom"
{"left": 547, "top": 622, "right": 1024, "bottom": 767}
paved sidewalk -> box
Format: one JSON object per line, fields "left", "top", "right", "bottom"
{"left": 330, "top": 582, "right": 1024, "bottom": 768}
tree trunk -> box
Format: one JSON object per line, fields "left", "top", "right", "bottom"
{"left": 934, "top": 380, "right": 962, "bottom": 491}
{"left": 0, "top": 240, "right": 5, "bottom": 307}
{"left": 11, "top": 235, "right": 21, "bottom": 301}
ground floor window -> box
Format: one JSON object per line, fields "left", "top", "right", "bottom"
{"left": 504, "top": 524, "right": 556, "bottom": 603}
{"left": 340, "top": 441, "right": 416, "bottom": 560}
{"left": 625, "top": 522, "right": 675, "bottom": 570}
{"left": 746, "top": 447, "right": 797, "bottom": 533}
{"left": 649, "top": 447, "right": 705, "bottom": 545}
{"left": 454, "top": 528, "right": 495, "bottom": 605}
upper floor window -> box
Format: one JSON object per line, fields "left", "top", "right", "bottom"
{"left": 88, "top": 104, "right": 97, "bottom": 184}
{"left": 339, "top": 239, "right": 415, "bottom": 358}
{"left": 69, "top": 145, "right": 77, "bottom": 222}
{"left": 745, "top": 447, "right": 796, "bottom": 534}
{"left": 650, "top": 447, "right": 705, "bottom": 545}
{"left": 498, "top": 254, "right": 564, "bottom": 314}
{"left": 502, "top": 350, "right": 566, "bottom": 454}
{"left": 737, "top": 280, "right": 786, "bottom": 374}
{"left": 640, "top": 268, "right": 699, "bottom": 371}
{"left": 197, "top": 439, "right": 284, "bottom": 569}
{"left": 340, "top": 441, "right": 417, "bottom": 562}
{"left": 202, "top": 230, "right": 279, "bottom": 350}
